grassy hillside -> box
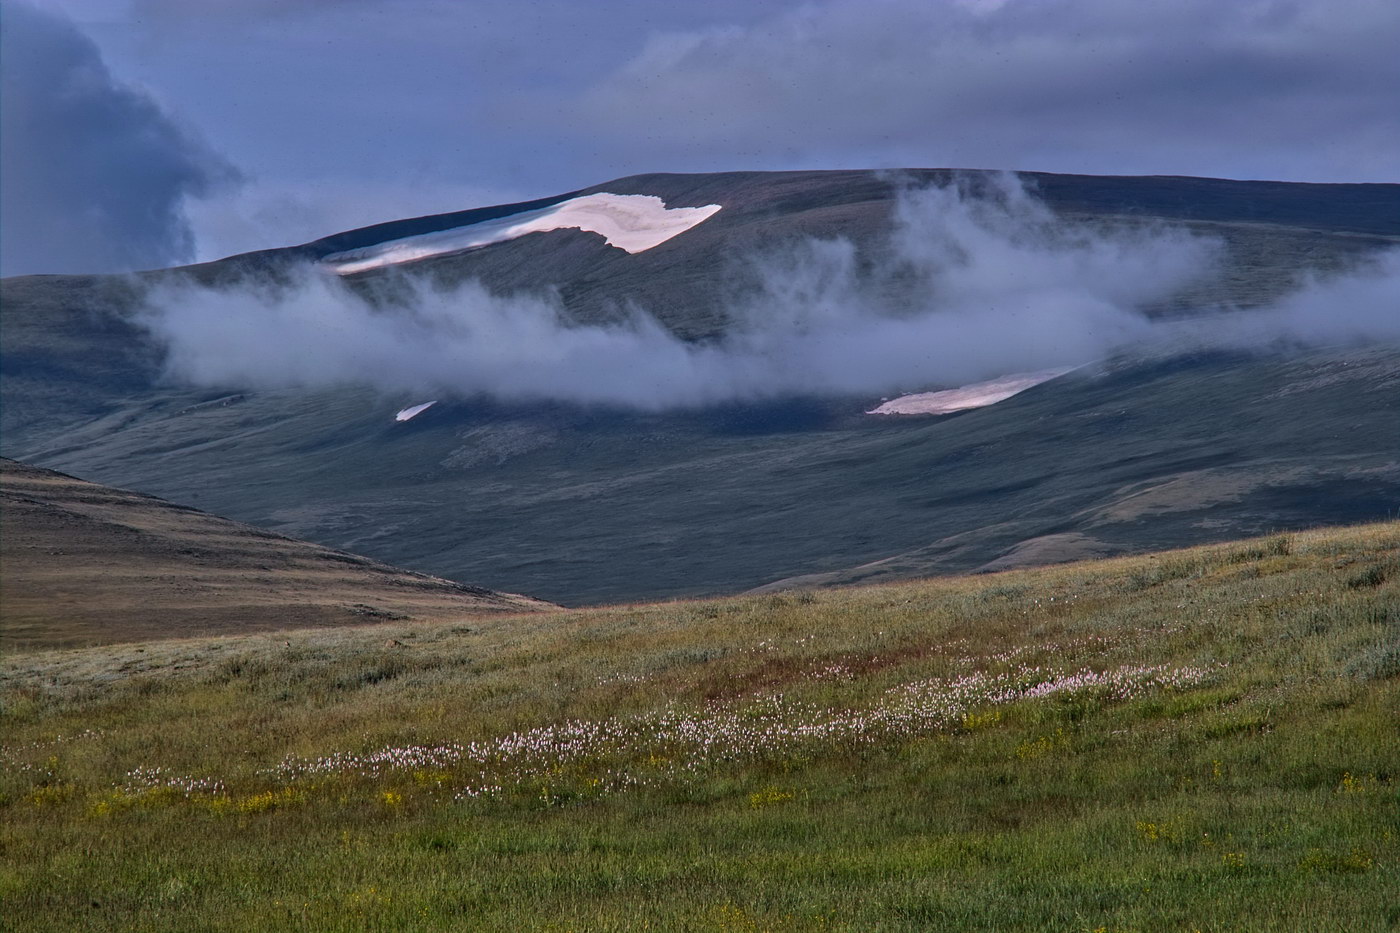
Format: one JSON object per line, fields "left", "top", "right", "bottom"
{"left": 0, "top": 458, "right": 555, "bottom": 650}
{"left": 3, "top": 521, "right": 1396, "bottom": 931}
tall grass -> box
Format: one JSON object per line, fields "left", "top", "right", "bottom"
{"left": 2, "top": 522, "right": 1397, "bottom": 931}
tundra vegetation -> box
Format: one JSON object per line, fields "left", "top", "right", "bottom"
{"left": 2, "top": 522, "right": 1397, "bottom": 932}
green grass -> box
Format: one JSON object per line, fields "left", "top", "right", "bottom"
{"left": 3, "top": 523, "right": 1398, "bottom": 931}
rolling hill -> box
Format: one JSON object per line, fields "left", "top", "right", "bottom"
{"left": 1, "top": 169, "right": 1397, "bottom": 605}
{"left": 0, "top": 457, "right": 553, "bottom": 649}
{"left": 4, "top": 521, "right": 1396, "bottom": 930}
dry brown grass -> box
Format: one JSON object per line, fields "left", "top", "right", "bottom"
{"left": 0, "top": 458, "right": 555, "bottom": 650}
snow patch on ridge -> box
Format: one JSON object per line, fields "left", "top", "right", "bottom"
{"left": 323, "top": 193, "right": 722, "bottom": 275}
{"left": 395, "top": 401, "right": 437, "bottom": 422}
{"left": 867, "top": 368, "right": 1074, "bottom": 416}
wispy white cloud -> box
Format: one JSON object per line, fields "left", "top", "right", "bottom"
{"left": 135, "top": 175, "right": 1400, "bottom": 411}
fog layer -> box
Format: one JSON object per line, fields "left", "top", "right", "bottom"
{"left": 139, "top": 177, "right": 1399, "bottom": 410}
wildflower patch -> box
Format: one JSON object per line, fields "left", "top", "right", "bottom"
{"left": 258, "top": 662, "right": 1221, "bottom": 806}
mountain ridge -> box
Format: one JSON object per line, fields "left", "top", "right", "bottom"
{"left": 2, "top": 168, "right": 1397, "bottom": 606}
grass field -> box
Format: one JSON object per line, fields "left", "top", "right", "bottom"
{"left": 2, "top": 522, "right": 1397, "bottom": 931}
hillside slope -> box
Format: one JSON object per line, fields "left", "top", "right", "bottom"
{"left": 2, "top": 170, "right": 1397, "bottom": 605}
{"left": 3, "top": 521, "right": 1396, "bottom": 931}
{"left": 0, "top": 458, "right": 554, "bottom": 649}
{"left": 307, "top": 170, "right": 1400, "bottom": 337}
{"left": 5, "top": 345, "right": 1395, "bottom": 606}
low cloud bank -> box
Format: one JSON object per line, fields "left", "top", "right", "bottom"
{"left": 1201, "top": 253, "right": 1400, "bottom": 349}
{"left": 138, "top": 177, "right": 1400, "bottom": 411}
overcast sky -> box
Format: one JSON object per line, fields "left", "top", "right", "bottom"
{"left": 3, "top": 0, "right": 1398, "bottom": 275}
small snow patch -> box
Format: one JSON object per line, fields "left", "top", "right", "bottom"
{"left": 395, "top": 401, "right": 437, "bottom": 422}
{"left": 868, "top": 368, "right": 1074, "bottom": 416}
{"left": 324, "top": 193, "right": 722, "bottom": 275}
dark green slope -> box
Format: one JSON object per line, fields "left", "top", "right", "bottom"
{"left": 2, "top": 170, "right": 1398, "bottom": 604}
{"left": 4, "top": 346, "right": 1396, "bottom": 606}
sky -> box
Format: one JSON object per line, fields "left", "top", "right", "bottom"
{"left": 3, "top": 0, "right": 1399, "bottom": 275}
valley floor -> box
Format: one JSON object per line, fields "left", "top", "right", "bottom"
{"left": 2, "top": 522, "right": 1397, "bottom": 931}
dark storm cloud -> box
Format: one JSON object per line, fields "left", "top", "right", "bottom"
{"left": 17, "top": 0, "right": 1396, "bottom": 265}
{"left": 59, "top": 0, "right": 793, "bottom": 258}
{"left": 565, "top": 0, "right": 1400, "bottom": 183}
{"left": 0, "top": 1, "right": 239, "bottom": 276}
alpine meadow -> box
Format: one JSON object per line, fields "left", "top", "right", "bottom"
{"left": 2, "top": 1, "right": 1398, "bottom": 931}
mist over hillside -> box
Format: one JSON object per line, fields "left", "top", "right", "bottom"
{"left": 2, "top": 169, "right": 1397, "bottom": 605}
{"left": 135, "top": 175, "right": 1399, "bottom": 410}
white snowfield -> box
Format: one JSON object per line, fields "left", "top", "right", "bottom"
{"left": 323, "top": 193, "right": 722, "bottom": 275}
{"left": 867, "top": 368, "right": 1075, "bottom": 416}
{"left": 395, "top": 401, "right": 437, "bottom": 422}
